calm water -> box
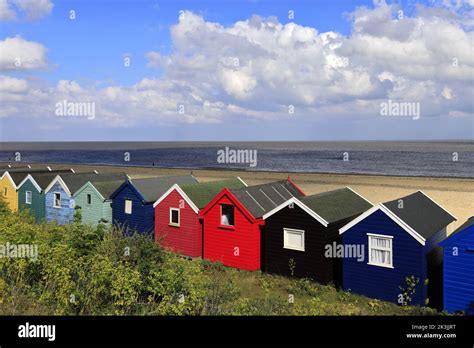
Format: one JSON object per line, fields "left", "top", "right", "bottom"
{"left": 0, "top": 142, "right": 473, "bottom": 178}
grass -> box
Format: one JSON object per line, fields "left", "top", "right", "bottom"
{"left": 0, "top": 199, "right": 446, "bottom": 316}
{"left": 201, "top": 264, "right": 443, "bottom": 316}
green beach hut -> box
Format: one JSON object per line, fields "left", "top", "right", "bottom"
{"left": 73, "top": 179, "right": 127, "bottom": 227}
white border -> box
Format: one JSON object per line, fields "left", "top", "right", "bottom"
{"left": 152, "top": 184, "right": 199, "bottom": 213}
{"left": 53, "top": 192, "right": 62, "bottom": 208}
{"left": 237, "top": 176, "right": 248, "bottom": 187}
{"left": 17, "top": 174, "right": 42, "bottom": 193}
{"left": 124, "top": 199, "right": 132, "bottom": 215}
{"left": 262, "top": 197, "right": 329, "bottom": 227}
{"left": 25, "top": 190, "right": 32, "bottom": 205}
{"left": 169, "top": 208, "right": 180, "bottom": 226}
{"left": 367, "top": 233, "right": 394, "bottom": 268}
{"left": 339, "top": 204, "right": 426, "bottom": 246}
{"left": 418, "top": 190, "right": 457, "bottom": 220}
{"left": 44, "top": 175, "right": 72, "bottom": 196}
{"left": 345, "top": 186, "right": 374, "bottom": 206}
{"left": 283, "top": 228, "right": 305, "bottom": 252}
{"left": 0, "top": 172, "right": 18, "bottom": 190}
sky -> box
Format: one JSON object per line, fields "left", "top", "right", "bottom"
{"left": 0, "top": 0, "right": 473, "bottom": 141}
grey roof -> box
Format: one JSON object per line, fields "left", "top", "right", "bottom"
{"left": 383, "top": 191, "right": 456, "bottom": 240}
{"left": 230, "top": 179, "right": 304, "bottom": 218}
{"left": 59, "top": 172, "right": 128, "bottom": 194}
{"left": 131, "top": 175, "right": 199, "bottom": 203}
{"left": 7, "top": 170, "right": 62, "bottom": 186}
{"left": 25, "top": 170, "right": 75, "bottom": 190}
{"left": 2, "top": 169, "right": 74, "bottom": 186}
{"left": 301, "top": 188, "right": 373, "bottom": 224}
{"left": 92, "top": 180, "right": 126, "bottom": 199}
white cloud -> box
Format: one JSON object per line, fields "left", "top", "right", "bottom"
{"left": 218, "top": 67, "right": 257, "bottom": 100}
{"left": 15, "top": 0, "right": 53, "bottom": 20}
{"left": 0, "top": 1, "right": 472, "bottom": 133}
{"left": 0, "top": 75, "right": 28, "bottom": 93}
{"left": 0, "top": 36, "right": 48, "bottom": 70}
{"left": 0, "top": 0, "right": 53, "bottom": 21}
{"left": 0, "top": 0, "right": 15, "bottom": 21}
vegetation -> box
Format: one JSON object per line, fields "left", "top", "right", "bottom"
{"left": 0, "top": 199, "right": 442, "bottom": 316}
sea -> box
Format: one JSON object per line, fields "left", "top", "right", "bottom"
{"left": 0, "top": 141, "right": 473, "bottom": 178}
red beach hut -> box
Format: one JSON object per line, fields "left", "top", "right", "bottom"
{"left": 153, "top": 178, "right": 248, "bottom": 257}
{"left": 199, "top": 177, "right": 305, "bottom": 271}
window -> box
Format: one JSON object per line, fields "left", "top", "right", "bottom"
{"left": 86, "top": 194, "right": 92, "bottom": 205}
{"left": 220, "top": 204, "right": 234, "bottom": 226}
{"left": 25, "top": 191, "right": 32, "bottom": 204}
{"left": 3, "top": 187, "right": 7, "bottom": 196}
{"left": 368, "top": 234, "right": 393, "bottom": 268}
{"left": 169, "top": 208, "right": 180, "bottom": 226}
{"left": 125, "top": 200, "right": 132, "bottom": 214}
{"left": 283, "top": 228, "right": 305, "bottom": 251}
{"left": 53, "top": 193, "right": 61, "bottom": 208}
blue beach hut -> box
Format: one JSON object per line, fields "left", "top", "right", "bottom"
{"left": 339, "top": 191, "right": 456, "bottom": 307}
{"left": 440, "top": 217, "right": 474, "bottom": 314}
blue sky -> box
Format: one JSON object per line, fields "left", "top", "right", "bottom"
{"left": 2, "top": 0, "right": 372, "bottom": 84}
{"left": 0, "top": 0, "right": 473, "bottom": 141}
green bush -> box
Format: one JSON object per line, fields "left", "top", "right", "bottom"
{"left": 0, "top": 204, "right": 445, "bottom": 316}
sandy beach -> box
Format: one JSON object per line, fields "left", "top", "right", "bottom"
{"left": 8, "top": 162, "right": 474, "bottom": 233}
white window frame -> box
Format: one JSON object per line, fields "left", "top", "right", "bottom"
{"left": 283, "top": 228, "right": 305, "bottom": 252}
{"left": 367, "top": 233, "right": 394, "bottom": 268}
{"left": 25, "top": 190, "right": 32, "bottom": 204}
{"left": 53, "top": 192, "right": 61, "bottom": 208}
{"left": 220, "top": 204, "right": 235, "bottom": 226}
{"left": 169, "top": 208, "right": 180, "bottom": 226}
{"left": 124, "top": 199, "right": 132, "bottom": 215}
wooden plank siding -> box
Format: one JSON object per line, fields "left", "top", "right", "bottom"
{"left": 263, "top": 205, "right": 331, "bottom": 282}
{"left": 263, "top": 204, "right": 354, "bottom": 285}
{"left": 154, "top": 189, "right": 201, "bottom": 257}
{"left": 0, "top": 175, "right": 18, "bottom": 212}
{"left": 342, "top": 209, "right": 428, "bottom": 306}
{"left": 74, "top": 183, "right": 112, "bottom": 227}
{"left": 18, "top": 180, "right": 45, "bottom": 221}
{"left": 111, "top": 183, "right": 154, "bottom": 237}
{"left": 202, "top": 193, "right": 261, "bottom": 271}
{"left": 45, "top": 181, "right": 75, "bottom": 225}
{"left": 441, "top": 224, "right": 474, "bottom": 314}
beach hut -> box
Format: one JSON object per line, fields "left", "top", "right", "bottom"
{"left": 0, "top": 171, "right": 23, "bottom": 211}
{"left": 339, "top": 191, "right": 456, "bottom": 307}
{"left": 261, "top": 187, "right": 373, "bottom": 284}
{"left": 153, "top": 177, "right": 248, "bottom": 257}
{"left": 44, "top": 172, "right": 127, "bottom": 225}
{"left": 110, "top": 175, "right": 199, "bottom": 237}
{"left": 439, "top": 217, "right": 474, "bottom": 314}
{"left": 73, "top": 179, "right": 127, "bottom": 227}
{"left": 199, "top": 177, "right": 305, "bottom": 271}
{"left": 17, "top": 170, "right": 74, "bottom": 221}
{"left": 0, "top": 168, "right": 56, "bottom": 212}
